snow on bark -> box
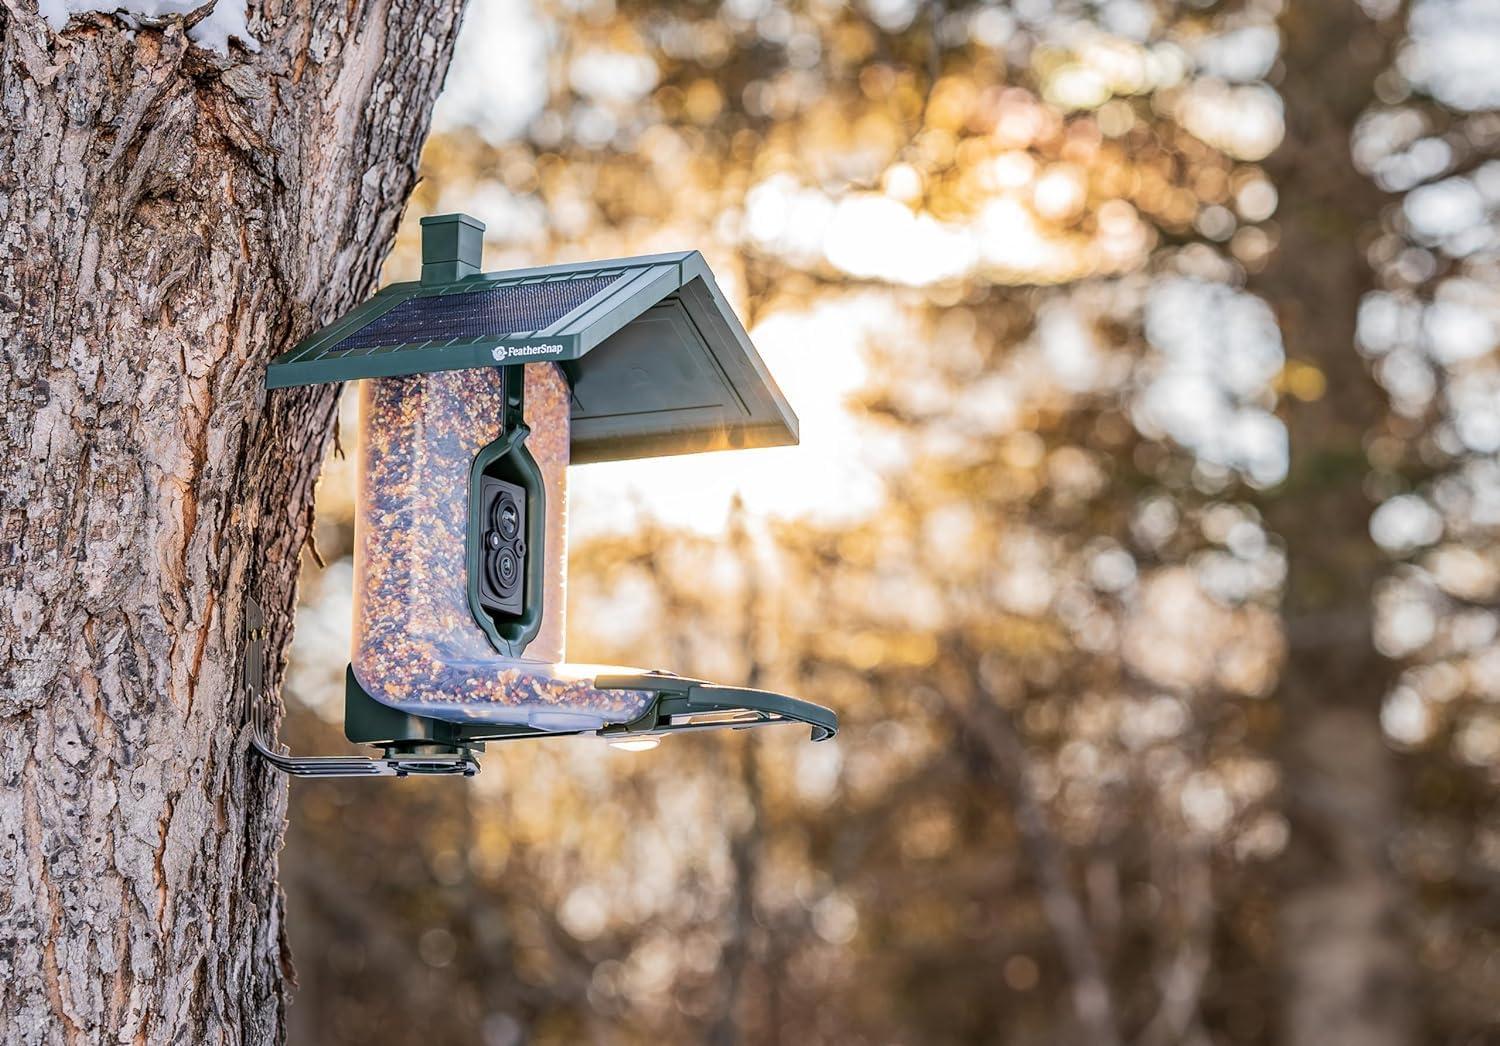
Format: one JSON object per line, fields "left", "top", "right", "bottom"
{"left": 36, "top": 0, "right": 258, "bottom": 55}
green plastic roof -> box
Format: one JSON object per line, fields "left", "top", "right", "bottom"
{"left": 266, "top": 250, "right": 798, "bottom": 464}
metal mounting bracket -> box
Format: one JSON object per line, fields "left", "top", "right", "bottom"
{"left": 245, "top": 598, "right": 480, "bottom": 779}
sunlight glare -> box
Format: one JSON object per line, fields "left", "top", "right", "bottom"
{"left": 569, "top": 295, "right": 902, "bottom": 536}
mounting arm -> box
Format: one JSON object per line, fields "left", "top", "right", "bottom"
{"left": 245, "top": 598, "right": 480, "bottom": 779}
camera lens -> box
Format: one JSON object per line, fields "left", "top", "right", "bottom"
{"left": 495, "top": 498, "right": 520, "bottom": 540}
{"left": 476, "top": 476, "right": 529, "bottom": 618}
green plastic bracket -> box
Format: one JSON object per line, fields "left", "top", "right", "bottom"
{"left": 595, "top": 674, "right": 840, "bottom": 743}
{"left": 343, "top": 666, "right": 488, "bottom": 751}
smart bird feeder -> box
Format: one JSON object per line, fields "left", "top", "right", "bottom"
{"left": 248, "top": 213, "right": 837, "bottom": 778}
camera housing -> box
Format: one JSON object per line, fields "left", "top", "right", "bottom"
{"left": 477, "top": 475, "right": 527, "bottom": 618}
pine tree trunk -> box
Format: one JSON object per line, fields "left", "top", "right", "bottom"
{"left": 0, "top": 4, "right": 464, "bottom": 1040}
{"left": 1256, "top": 3, "right": 1416, "bottom": 1043}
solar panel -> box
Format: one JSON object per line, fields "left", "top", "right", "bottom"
{"left": 330, "top": 274, "right": 622, "bottom": 354}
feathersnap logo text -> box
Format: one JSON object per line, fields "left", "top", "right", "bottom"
{"left": 491, "top": 344, "right": 564, "bottom": 362}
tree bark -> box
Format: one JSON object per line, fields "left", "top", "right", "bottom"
{"left": 0, "top": 3, "right": 463, "bottom": 1041}
{"left": 1256, "top": 3, "right": 1416, "bottom": 1043}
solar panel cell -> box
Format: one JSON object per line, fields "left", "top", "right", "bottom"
{"left": 332, "top": 274, "right": 622, "bottom": 353}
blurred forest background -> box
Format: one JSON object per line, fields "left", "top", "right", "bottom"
{"left": 276, "top": 0, "right": 1500, "bottom": 1043}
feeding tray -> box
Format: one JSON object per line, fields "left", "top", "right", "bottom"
{"left": 251, "top": 214, "right": 836, "bottom": 779}
{"left": 266, "top": 215, "right": 797, "bottom": 464}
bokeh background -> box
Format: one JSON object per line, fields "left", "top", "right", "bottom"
{"left": 278, "top": 1, "right": 1500, "bottom": 1042}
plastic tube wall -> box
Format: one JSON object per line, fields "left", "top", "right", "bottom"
{"left": 519, "top": 362, "right": 569, "bottom": 663}
{"left": 351, "top": 364, "right": 654, "bottom": 731}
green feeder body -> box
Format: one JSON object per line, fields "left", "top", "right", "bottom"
{"left": 261, "top": 214, "right": 836, "bottom": 769}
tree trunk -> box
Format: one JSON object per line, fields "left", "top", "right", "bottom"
{"left": 709, "top": 508, "right": 767, "bottom": 1046}
{"left": 1256, "top": 3, "right": 1416, "bottom": 1043}
{"left": 957, "top": 657, "right": 1121, "bottom": 1046}
{"left": 0, "top": 3, "right": 463, "bottom": 1040}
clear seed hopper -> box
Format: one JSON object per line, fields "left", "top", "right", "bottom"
{"left": 250, "top": 214, "right": 837, "bottom": 778}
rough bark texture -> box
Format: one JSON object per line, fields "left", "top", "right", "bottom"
{"left": 0, "top": 2, "right": 464, "bottom": 1041}
{"left": 1256, "top": 3, "right": 1416, "bottom": 1044}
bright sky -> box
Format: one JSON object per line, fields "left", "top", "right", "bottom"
{"left": 568, "top": 295, "right": 901, "bottom": 537}
{"left": 418, "top": 0, "right": 1500, "bottom": 535}
{"left": 430, "top": 0, "right": 549, "bottom": 144}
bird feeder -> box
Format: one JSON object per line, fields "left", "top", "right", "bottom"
{"left": 249, "top": 213, "right": 837, "bottom": 777}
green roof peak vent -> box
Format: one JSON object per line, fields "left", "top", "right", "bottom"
{"left": 419, "top": 212, "right": 485, "bottom": 284}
